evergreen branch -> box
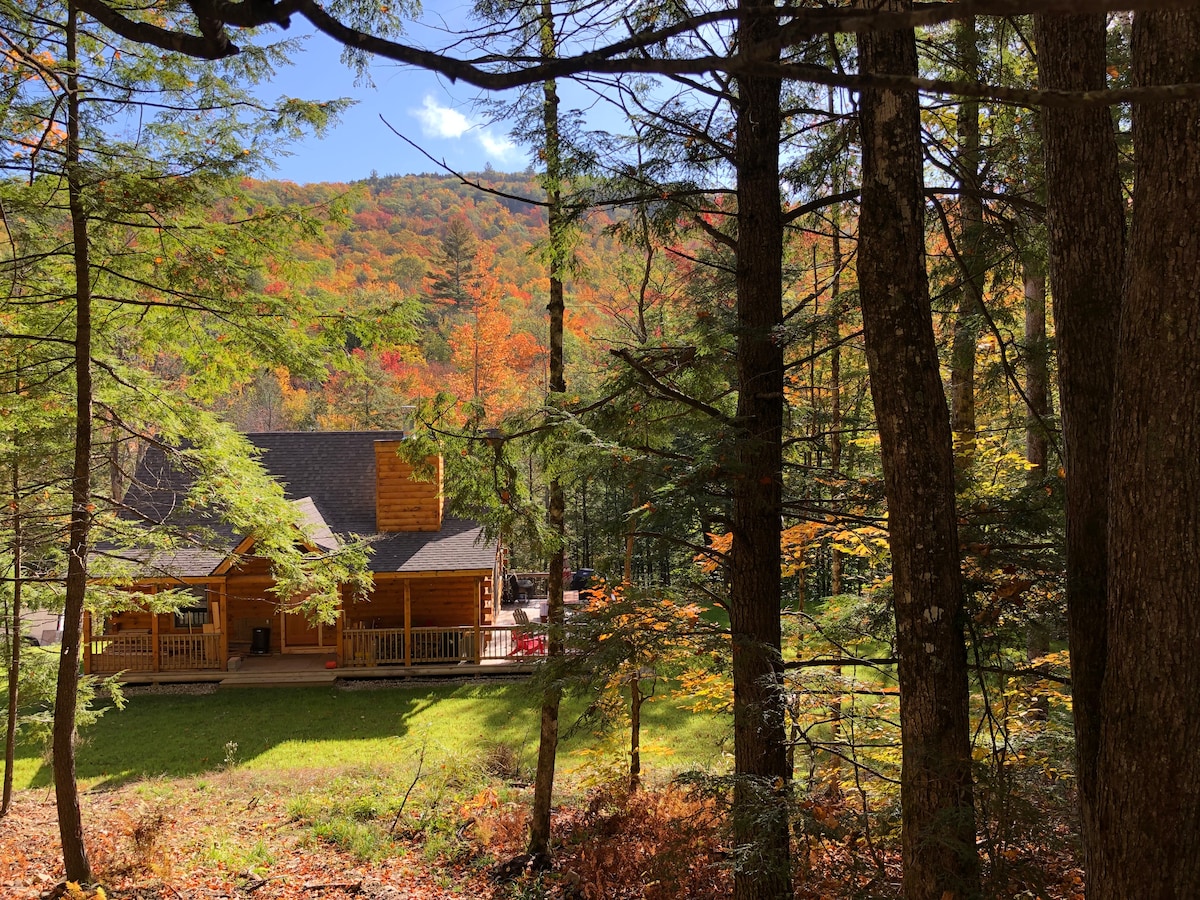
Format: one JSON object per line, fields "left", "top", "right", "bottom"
{"left": 973, "top": 663, "right": 1072, "bottom": 686}
{"left": 779, "top": 65, "right": 1200, "bottom": 109}
{"left": 380, "top": 119, "right": 560, "bottom": 211}
{"left": 0, "top": 332, "right": 77, "bottom": 346}
{"left": 783, "top": 656, "right": 897, "bottom": 669}
{"left": 610, "top": 348, "right": 735, "bottom": 426}
{"left": 692, "top": 213, "right": 735, "bottom": 250}
{"left": 781, "top": 189, "right": 861, "bottom": 226}
{"left": 662, "top": 243, "right": 735, "bottom": 275}
{"left": 73, "top": 0, "right": 241, "bottom": 58}
{"left": 782, "top": 328, "right": 864, "bottom": 370}
{"left": 630, "top": 529, "right": 729, "bottom": 565}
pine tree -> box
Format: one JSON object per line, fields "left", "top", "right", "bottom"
{"left": 427, "top": 215, "right": 479, "bottom": 311}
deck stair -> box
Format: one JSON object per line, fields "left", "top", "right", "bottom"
{"left": 220, "top": 669, "right": 338, "bottom": 687}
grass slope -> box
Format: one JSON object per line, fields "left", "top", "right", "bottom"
{"left": 11, "top": 679, "right": 729, "bottom": 792}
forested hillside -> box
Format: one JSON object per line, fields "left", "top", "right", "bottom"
{"left": 218, "top": 172, "right": 627, "bottom": 432}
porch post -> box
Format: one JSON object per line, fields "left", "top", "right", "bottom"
{"left": 474, "top": 577, "right": 482, "bottom": 665}
{"left": 217, "top": 581, "right": 228, "bottom": 670}
{"left": 82, "top": 610, "right": 92, "bottom": 675}
{"left": 335, "top": 588, "right": 345, "bottom": 666}
{"left": 403, "top": 579, "right": 412, "bottom": 667}
{"left": 150, "top": 589, "right": 160, "bottom": 673}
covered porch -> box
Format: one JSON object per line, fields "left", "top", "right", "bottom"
{"left": 86, "top": 606, "right": 541, "bottom": 685}
{"left": 84, "top": 571, "right": 547, "bottom": 680}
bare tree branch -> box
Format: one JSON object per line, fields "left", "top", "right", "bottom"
{"left": 72, "top": 0, "right": 1200, "bottom": 108}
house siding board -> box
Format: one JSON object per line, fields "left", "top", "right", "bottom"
{"left": 375, "top": 443, "right": 442, "bottom": 531}
{"left": 227, "top": 556, "right": 272, "bottom": 578}
{"left": 345, "top": 574, "right": 492, "bottom": 629}
{"left": 409, "top": 578, "right": 476, "bottom": 628}
{"left": 345, "top": 580, "right": 406, "bottom": 628}
{"left": 225, "top": 590, "right": 281, "bottom": 652}
{"left": 108, "top": 610, "right": 153, "bottom": 632}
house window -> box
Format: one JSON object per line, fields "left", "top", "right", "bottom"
{"left": 173, "top": 586, "right": 211, "bottom": 629}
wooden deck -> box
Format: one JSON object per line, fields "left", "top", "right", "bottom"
{"left": 111, "top": 653, "right": 538, "bottom": 687}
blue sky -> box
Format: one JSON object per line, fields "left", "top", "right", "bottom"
{"left": 253, "top": 25, "right": 529, "bottom": 184}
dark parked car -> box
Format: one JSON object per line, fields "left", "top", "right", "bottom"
{"left": 568, "top": 568, "right": 595, "bottom": 591}
{"left": 568, "top": 569, "right": 607, "bottom": 606}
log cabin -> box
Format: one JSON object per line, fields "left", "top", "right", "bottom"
{"left": 85, "top": 431, "right": 510, "bottom": 678}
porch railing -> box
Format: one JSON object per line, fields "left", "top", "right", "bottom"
{"left": 159, "top": 634, "right": 222, "bottom": 670}
{"left": 89, "top": 634, "right": 156, "bottom": 674}
{"left": 89, "top": 633, "right": 222, "bottom": 674}
{"left": 342, "top": 625, "right": 537, "bottom": 667}
{"left": 89, "top": 626, "right": 540, "bottom": 673}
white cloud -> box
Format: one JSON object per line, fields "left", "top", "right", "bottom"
{"left": 413, "top": 96, "right": 471, "bottom": 139}
{"left": 410, "top": 95, "right": 520, "bottom": 164}
{"left": 479, "top": 130, "right": 517, "bottom": 160}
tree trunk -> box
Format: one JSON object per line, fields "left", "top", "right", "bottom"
{"left": 629, "top": 676, "right": 642, "bottom": 792}
{"left": 2, "top": 447, "right": 21, "bottom": 818}
{"left": 54, "top": 2, "right": 93, "bottom": 881}
{"left": 949, "top": 17, "right": 985, "bottom": 474}
{"left": 857, "top": 7, "right": 980, "bottom": 898}
{"left": 527, "top": 0, "right": 566, "bottom": 863}
{"left": 528, "top": 480, "right": 564, "bottom": 862}
{"left": 1023, "top": 261, "right": 1051, "bottom": 673}
{"left": 725, "top": 2, "right": 791, "bottom": 897}
{"left": 829, "top": 210, "right": 844, "bottom": 597}
{"left": 1022, "top": 256, "right": 1049, "bottom": 482}
{"left": 1033, "top": 13, "right": 1124, "bottom": 871}
{"left": 1093, "top": 10, "right": 1200, "bottom": 896}
{"left": 727, "top": 1, "right": 791, "bottom": 897}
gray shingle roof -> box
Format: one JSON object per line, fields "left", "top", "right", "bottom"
{"left": 120, "top": 432, "right": 496, "bottom": 578}
{"left": 366, "top": 518, "right": 499, "bottom": 573}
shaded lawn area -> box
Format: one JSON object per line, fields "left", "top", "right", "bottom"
{"left": 12, "top": 679, "right": 729, "bottom": 791}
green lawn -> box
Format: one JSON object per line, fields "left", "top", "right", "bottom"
{"left": 11, "top": 679, "right": 730, "bottom": 792}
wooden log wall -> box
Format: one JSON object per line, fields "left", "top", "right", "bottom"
{"left": 344, "top": 578, "right": 406, "bottom": 628}
{"left": 410, "top": 576, "right": 478, "bottom": 627}
{"left": 375, "top": 442, "right": 443, "bottom": 532}
{"left": 224, "top": 585, "right": 281, "bottom": 652}
{"left": 343, "top": 573, "right": 493, "bottom": 629}
{"left": 100, "top": 582, "right": 220, "bottom": 635}
{"left": 104, "top": 609, "right": 154, "bottom": 633}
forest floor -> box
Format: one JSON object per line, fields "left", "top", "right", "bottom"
{"left": 0, "top": 763, "right": 907, "bottom": 900}
{"left": 1, "top": 776, "right": 484, "bottom": 899}
{"left": 1, "top": 765, "right": 741, "bottom": 900}
{"left": 0, "top": 764, "right": 1085, "bottom": 900}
